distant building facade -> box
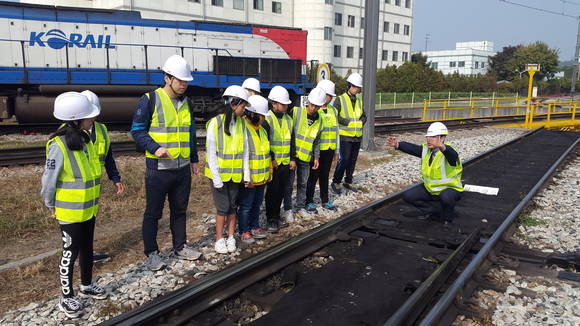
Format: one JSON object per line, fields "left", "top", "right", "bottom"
{"left": 422, "top": 41, "right": 495, "bottom": 75}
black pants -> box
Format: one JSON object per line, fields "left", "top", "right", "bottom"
{"left": 143, "top": 166, "right": 191, "bottom": 256}
{"left": 403, "top": 185, "right": 461, "bottom": 222}
{"left": 306, "top": 149, "right": 335, "bottom": 204}
{"left": 59, "top": 217, "right": 95, "bottom": 298}
{"left": 265, "top": 163, "right": 290, "bottom": 223}
{"left": 333, "top": 140, "right": 361, "bottom": 185}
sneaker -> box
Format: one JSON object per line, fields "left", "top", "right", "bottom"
{"left": 283, "top": 209, "right": 294, "bottom": 223}
{"left": 226, "top": 236, "right": 236, "bottom": 253}
{"left": 306, "top": 203, "right": 318, "bottom": 213}
{"left": 343, "top": 183, "right": 358, "bottom": 192}
{"left": 241, "top": 232, "right": 255, "bottom": 244}
{"left": 278, "top": 218, "right": 289, "bottom": 228}
{"left": 322, "top": 201, "right": 337, "bottom": 211}
{"left": 297, "top": 209, "right": 313, "bottom": 220}
{"left": 267, "top": 221, "right": 279, "bottom": 233}
{"left": 58, "top": 297, "right": 83, "bottom": 318}
{"left": 175, "top": 245, "right": 202, "bottom": 261}
{"left": 215, "top": 238, "right": 228, "bottom": 254}
{"left": 79, "top": 283, "right": 108, "bottom": 300}
{"left": 251, "top": 228, "right": 267, "bottom": 239}
{"left": 143, "top": 251, "right": 166, "bottom": 271}
{"left": 93, "top": 252, "right": 110, "bottom": 263}
{"left": 331, "top": 182, "right": 342, "bottom": 195}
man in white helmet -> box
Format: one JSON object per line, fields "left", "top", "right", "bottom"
{"left": 331, "top": 72, "right": 366, "bottom": 194}
{"left": 242, "top": 77, "right": 261, "bottom": 96}
{"left": 131, "top": 54, "right": 202, "bottom": 271}
{"left": 386, "top": 122, "right": 463, "bottom": 225}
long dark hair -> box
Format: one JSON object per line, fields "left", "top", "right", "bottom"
{"left": 222, "top": 96, "right": 245, "bottom": 136}
{"left": 49, "top": 121, "right": 90, "bottom": 151}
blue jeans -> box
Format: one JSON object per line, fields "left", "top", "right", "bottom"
{"left": 284, "top": 167, "right": 295, "bottom": 211}
{"left": 294, "top": 159, "right": 311, "bottom": 210}
{"left": 237, "top": 184, "right": 266, "bottom": 234}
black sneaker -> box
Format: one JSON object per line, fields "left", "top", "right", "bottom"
{"left": 79, "top": 284, "right": 108, "bottom": 300}
{"left": 93, "top": 252, "right": 110, "bottom": 263}
{"left": 279, "top": 218, "right": 289, "bottom": 228}
{"left": 331, "top": 182, "right": 342, "bottom": 195}
{"left": 58, "top": 297, "right": 83, "bottom": 318}
{"left": 343, "top": 183, "right": 358, "bottom": 192}
{"left": 267, "top": 221, "right": 279, "bottom": 233}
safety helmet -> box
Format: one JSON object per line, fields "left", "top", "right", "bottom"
{"left": 54, "top": 92, "right": 99, "bottom": 121}
{"left": 346, "top": 72, "right": 363, "bottom": 88}
{"left": 268, "top": 85, "right": 292, "bottom": 105}
{"left": 242, "top": 78, "right": 261, "bottom": 93}
{"left": 426, "top": 122, "right": 448, "bottom": 137}
{"left": 223, "top": 85, "right": 249, "bottom": 103}
{"left": 307, "top": 87, "right": 327, "bottom": 107}
{"left": 316, "top": 79, "right": 336, "bottom": 97}
{"left": 162, "top": 54, "right": 193, "bottom": 81}
{"left": 81, "top": 90, "right": 101, "bottom": 114}
{"left": 246, "top": 95, "right": 270, "bottom": 116}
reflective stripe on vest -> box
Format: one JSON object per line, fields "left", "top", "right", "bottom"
{"left": 145, "top": 88, "right": 191, "bottom": 161}
{"left": 266, "top": 111, "right": 292, "bottom": 165}
{"left": 245, "top": 120, "right": 270, "bottom": 183}
{"left": 204, "top": 114, "right": 245, "bottom": 182}
{"left": 93, "top": 122, "right": 110, "bottom": 167}
{"left": 338, "top": 93, "right": 363, "bottom": 137}
{"left": 319, "top": 105, "right": 338, "bottom": 151}
{"left": 47, "top": 135, "right": 101, "bottom": 223}
{"left": 421, "top": 143, "right": 463, "bottom": 195}
{"left": 293, "top": 106, "right": 321, "bottom": 162}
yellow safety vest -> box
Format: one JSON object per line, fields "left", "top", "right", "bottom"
{"left": 293, "top": 106, "right": 321, "bottom": 162}
{"left": 245, "top": 119, "right": 270, "bottom": 183}
{"left": 265, "top": 111, "right": 292, "bottom": 165}
{"left": 47, "top": 135, "right": 101, "bottom": 223}
{"left": 145, "top": 88, "right": 191, "bottom": 160}
{"left": 338, "top": 93, "right": 363, "bottom": 137}
{"left": 204, "top": 114, "right": 244, "bottom": 182}
{"left": 93, "top": 122, "right": 110, "bottom": 167}
{"left": 319, "top": 105, "right": 338, "bottom": 151}
{"left": 421, "top": 143, "right": 463, "bottom": 195}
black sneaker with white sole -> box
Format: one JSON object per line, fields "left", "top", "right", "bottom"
{"left": 79, "top": 283, "right": 108, "bottom": 300}
{"left": 59, "top": 297, "right": 83, "bottom": 318}
{"left": 93, "top": 252, "right": 110, "bottom": 263}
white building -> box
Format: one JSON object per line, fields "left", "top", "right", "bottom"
{"left": 422, "top": 41, "right": 495, "bottom": 75}
{"left": 21, "top": 0, "right": 414, "bottom": 77}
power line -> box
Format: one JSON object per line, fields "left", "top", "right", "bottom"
{"left": 499, "top": 0, "right": 578, "bottom": 18}
{"left": 561, "top": 0, "right": 580, "bottom": 8}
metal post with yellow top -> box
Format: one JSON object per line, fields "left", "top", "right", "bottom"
{"left": 524, "top": 64, "right": 539, "bottom": 129}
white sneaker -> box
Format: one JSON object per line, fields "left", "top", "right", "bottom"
{"left": 284, "top": 209, "right": 295, "bottom": 223}
{"left": 226, "top": 236, "right": 236, "bottom": 253}
{"left": 214, "top": 238, "right": 228, "bottom": 254}
{"left": 297, "top": 209, "right": 313, "bottom": 220}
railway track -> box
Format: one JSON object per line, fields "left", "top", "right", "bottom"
{"left": 99, "top": 128, "right": 579, "bottom": 326}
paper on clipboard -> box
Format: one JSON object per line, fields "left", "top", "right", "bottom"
{"left": 464, "top": 184, "right": 499, "bottom": 196}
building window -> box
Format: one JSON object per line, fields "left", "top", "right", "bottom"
{"left": 347, "top": 15, "right": 355, "bottom": 28}
{"left": 325, "top": 0, "right": 333, "bottom": 4}
{"left": 253, "top": 0, "right": 263, "bottom": 10}
{"left": 382, "top": 50, "right": 388, "bottom": 61}
{"left": 347, "top": 47, "right": 354, "bottom": 58}
{"left": 383, "top": 21, "right": 389, "bottom": 33}
{"left": 188, "top": 0, "right": 201, "bottom": 2}
{"left": 450, "top": 61, "right": 456, "bottom": 67}
{"left": 361, "top": 17, "right": 365, "bottom": 29}
{"left": 272, "top": 1, "right": 282, "bottom": 14}
{"left": 324, "top": 27, "right": 333, "bottom": 40}
{"left": 392, "top": 50, "right": 398, "bottom": 61}
{"left": 431, "top": 62, "right": 438, "bottom": 69}
{"left": 458, "top": 61, "right": 465, "bottom": 67}
{"left": 402, "top": 51, "right": 408, "bottom": 61}
{"left": 211, "top": 0, "right": 223, "bottom": 6}
{"left": 475, "top": 61, "right": 479, "bottom": 69}
{"left": 233, "top": 0, "right": 243, "bottom": 10}
{"left": 395, "top": 0, "right": 401, "bottom": 6}
{"left": 334, "top": 45, "right": 341, "bottom": 58}
{"left": 403, "top": 25, "right": 410, "bottom": 36}
{"left": 481, "top": 62, "right": 485, "bottom": 68}
{"left": 359, "top": 47, "right": 363, "bottom": 59}
{"left": 394, "top": 23, "right": 400, "bottom": 34}
{"left": 385, "top": 0, "right": 390, "bottom": 3}
{"left": 335, "top": 13, "right": 342, "bottom": 26}
{"left": 405, "top": 0, "right": 411, "bottom": 8}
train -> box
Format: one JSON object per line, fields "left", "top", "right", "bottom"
{"left": 0, "top": 1, "right": 311, "bottom": 124}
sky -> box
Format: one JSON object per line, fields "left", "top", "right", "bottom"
{"left": 412, "top": 0, "right": 580, "bottom": 61}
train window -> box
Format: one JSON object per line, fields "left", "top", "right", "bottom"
{"left": 272, "top": 1, "right": 282, "bottom": 14}
{"left": 253, "top": 0, "right": 264, "bottom": 11}
{"left": 233, "top": 0, "right": 244, "bottom": 10}
{"left": 211, "top": 0, "right": 223, "bottom": 7}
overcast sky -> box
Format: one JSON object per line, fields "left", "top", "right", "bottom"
{"left": 412, "top": 0, "right": 580, "bottom": 61}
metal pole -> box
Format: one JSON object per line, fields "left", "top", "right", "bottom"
{"left": 361, "top": 0, "right": 379, "bottom": 151}
{"left": 571, "top": 17, "right": 580, "bottom": 94}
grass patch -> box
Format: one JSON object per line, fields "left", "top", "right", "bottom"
{"left": 517, "top": 214, "right": 547, "bottom": 227}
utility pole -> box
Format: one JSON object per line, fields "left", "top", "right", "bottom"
{"left": 425, "top": 33, "right": 430, "bottom": 52}
{"left": 361, "top": 0, "right": 379, "bottom": 151}
{"left": 571, "top": 17, "right": 580, "bottom": 94}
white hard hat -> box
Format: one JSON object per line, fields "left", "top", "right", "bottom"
{"left": 54, "top": 92, "right": 99, "bottom": 121}
{"left": 162, "top": 54, "right": 193, "bottom": 81}
{"left": 247, "top": 95, "right": 270, "bottom": 116}
{"left": 346, "top": 72, "right": 363, "bottom": 88}
{"left": 242, "top": 77, "right": 261, "bottom": 93}
{"left": 81, "top": 90, "right": 101, "bottom": 114}
{"left": 268, "top": 85, "right": 292, "bottom": 105}
{"left": 223, "top": 85, "right": 249, "bottom": 103}
{"left": 426, "top": 122, "right": 448, "bottom": 137}
{"left": 316, "top": 79, "right": 336, "bottom": 97}
{"left": 307, "top": 87, "right": 327, "bottom": 107}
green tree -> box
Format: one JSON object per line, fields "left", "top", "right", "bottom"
{"left": 411, "top": 52, "right": 429, "bottom": 68}
{"left": 503, "top": 42, "right": 559, "bottom": 80}
{"left": 490, "top": 45, "right": 521, "bottom": 80}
